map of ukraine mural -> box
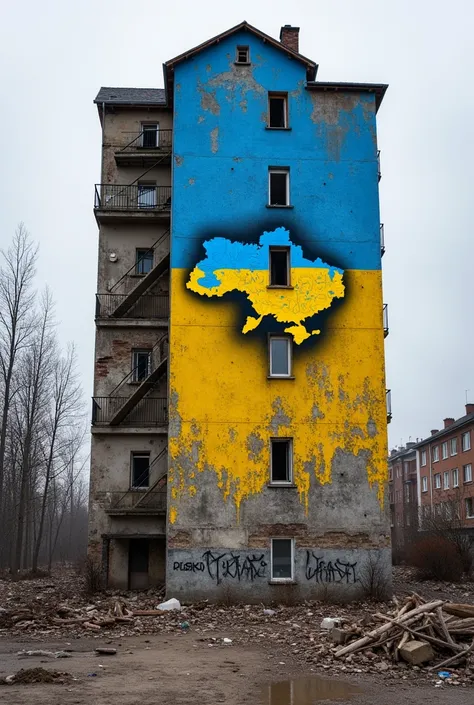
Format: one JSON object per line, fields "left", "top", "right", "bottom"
{"left": 187, "top": 227, "right": 345, "bottom": 344}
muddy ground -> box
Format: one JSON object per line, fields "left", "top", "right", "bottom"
{"left": 0, "top": 632, "right": 473, "bottom": 705}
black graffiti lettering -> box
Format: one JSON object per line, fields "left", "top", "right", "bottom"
{"left": 305, "top": 551, "right": 358, "bottom": 584}
{"left": 173, "top": 560, "right": 205, "bottom": 572}
{"left": 201, "top": 550, "right": 267, "bottom": 585}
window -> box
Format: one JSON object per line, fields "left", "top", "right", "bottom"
{"left": 453, "top": 468, "right": 459, "bottom": 487}
{"left": 432, "top": 446, "right": 439, "bottom": 462}
{"left": 268, "top": 93, "right": 288, "bottom": 128}
{"left": 404, "top": 462, "right": 409, "bottom": 478}
{"left": 235, "top": 45, "right": 250, "bottom": 64}
{"left": 463, "top": 464, "right": 472, "bottom": 483}
{"left": 269, "top": 247, "right": 290, "bottom": 286}
{"left": 132, "top": 349, "right": 151, "bottom": 382}
{"left": 271, "top": 538, "right": 293, "bottom": 581}
{"left": 466, "top": 498, "right": 474, "bottom": 519}
{"left": 396, "top": 466, "right": 400, "bottom": 479}
{"left": 443, "top": 471, "right": 450, "bottom": 490}
{"left": 450, "top": 438, "right": 458, "bottom": 456}
{"left": 135, "top": 248, "right": 154, "bottom": 275}
{"left": 270, "top": 439, "right": 292, "bottom": 484}
{"left": 422, "top": 476, "right": 428, "bottom": 492}
{"left": 434, "top": 473, "right": 441, "bottom": 489}
{"left": 462, "top": 432, "right": 471, "bottom": 452}
{"left": 138, "top": 183, "right": 156, "bottom": 208}
{"left": 131, "top": 452, "right": 150, "bottom": 488}
{"left": 389, "top": 467, "right": 393, "bottom": 481}
{"left": 442, "top": 442, "right": 448, "bottom": 460}
{"left": 421, "top": 450, "right": 427, "bottom": 466}
{"left": 268, "top": 169, "right": 289, "bottom": 206}
{"left": 269, "top": 336, "right": 291, "bottom": 377}
{"left": 141, "top": 123, "right": 158, "bottom": 148}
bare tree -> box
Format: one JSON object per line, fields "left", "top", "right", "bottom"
{"left": 0, "top": 225, "right": 37, "bottom": 544}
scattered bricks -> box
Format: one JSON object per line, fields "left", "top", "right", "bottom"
{"left": 399, "top": 640, "right": 434, "bottom": 665}
{"left": 331, "top": 627, "right": 350, "bottom": 645}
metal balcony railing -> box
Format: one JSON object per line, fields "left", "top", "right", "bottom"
{"left": 386, "top": 389, "right": 392, "bottom": 423}
{"left": 103, "top": 491, "right": 167, "bottom": 513}
{"left": 118, "top": 129, "right": 172, "bottom": 152}
{"left": 383, "top": 303, "right": 389, "bottom": 337}
{"left": 94, "top": 184, "right": 171, "bottom": 212}
{"left": 92, "top": 397, "right": 168, "bottom": 425}
{"left": 96, "top": 293, "right": 169, "bottom": 319}
{"left": 380, "top": 223, "right": 385, "bottom": 256}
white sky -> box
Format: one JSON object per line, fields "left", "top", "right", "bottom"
{"left": 1, "top": 0, "right": 473, "bottom": 449}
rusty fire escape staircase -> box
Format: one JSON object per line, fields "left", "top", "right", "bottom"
{"left": 106, "top": 229, "right": 170, "bottom": 318}
{"left": 108, "top": 334, "right": 168, "bottom": 426}
{"left": 109, "top": 446, "right": 168, "bottom": 512}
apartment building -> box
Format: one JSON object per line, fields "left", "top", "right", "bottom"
{"left": 88, "top": 22, "right": 390, "bottom": 601}
{"left": 388, "top": 444, "right": 418, "bottom": 560}
{"left": 416, "top": 405, "right": 474, "bottom": 532}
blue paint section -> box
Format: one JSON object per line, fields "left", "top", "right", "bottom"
{"left": 171, "top": 30, "right": 381, "bottom": 271}
{"left": 194, "top": 228, "right": 343, "bottom": 288}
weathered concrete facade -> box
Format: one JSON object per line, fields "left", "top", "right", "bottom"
{"left": 89, "top": 21, "right": 390, "bottom": 600}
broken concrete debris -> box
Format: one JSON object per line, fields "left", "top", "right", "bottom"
{"left": 399, "top": 640, "right": 435, "bottom": 666}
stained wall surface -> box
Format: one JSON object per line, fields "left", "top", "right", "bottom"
{"left": 167, "top": 30, "right": 389, "bottom": 601}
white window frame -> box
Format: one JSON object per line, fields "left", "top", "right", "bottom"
{"left": 270, "top": 538, "right": 294, "bottom": 582}
{"left": 269, "top": 336, "right": 292, "bottom": 378}
{"left": 268, "top": 168, "right": 290, "bottom": 206}
{"left": 466, "top": 498, "right": 474, "bottom": 519}
{"left": 442, "top": 442, "right": 448, "bottom": 460}
{"left": 270, "top": 438, "right": 293, "bottom": 485}
{"left": 450, "top": 438, "right": 458, "bottom": 456}
{"left": 464, "top": 464, "right": 472, "bottom": 483}
{"left": 453, "top": 468, "right": 459, "bottom": 487}
{"left": 422, "top": 476, "right": 428, "bottom": 493}
{"left": 268, "top": 92, "right": 288, "bottom": 129}
{"left": 421, "top": 450, "right": 427, "bottom": 467}
{"left": 443, "top": 471, "right": 450, "bottom": 490}
{"left": 132, "top": 349, "right": 151, "bottom": 383}
{"left": 462, "top": 431, "right": 471, "bottom": 452}
{"left": 434, "top": 473, "right": 441, "bottom": 489}
{"left": 432, "top": 446, "right": 439, "bottom": 462}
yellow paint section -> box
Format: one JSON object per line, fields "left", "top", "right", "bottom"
{"left": 168, "top": 268, "right": 388, "bottom": 523}
{"left": 187, "top": 266, "right": 344, "bottom": 344}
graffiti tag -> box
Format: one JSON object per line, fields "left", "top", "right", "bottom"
{"left": 305, "top": 551, "right": 358, "bottom": 584}
{"left": 173, "top": 551, "right": 267, "bottom": 585}
{"left": 173, "top": 561, "right": 205, "bottom": 573}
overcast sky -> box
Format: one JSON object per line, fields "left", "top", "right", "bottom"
{"left": 1, "top": 0, "right": 472, "bottom": 449}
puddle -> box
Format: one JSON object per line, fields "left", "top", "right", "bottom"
{"left": 261, "top": 676, "right": 362, "bottom": 704}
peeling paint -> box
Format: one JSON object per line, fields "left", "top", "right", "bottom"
{"left": 210, "top": 126, "right": 219, "bottom": 153}
{"left": 246, "top": 432, "right": 264, "bottom": 461}
{"left": 174, "top": 155, "right": 184, "bottom": 167}
{"left": 200, "top": 89, "right": 220, "bottom": 115}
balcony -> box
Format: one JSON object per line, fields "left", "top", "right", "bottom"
{"left": 96, "top": 293, "right": 169, "bottom": 320}
{"left": 386, "top": 389, "right": 392, "bottom": 424}
{"left": 380, "top": 223, "right": 385, "bottom": 257}
{"left": 115, "top": 129, "right": 172, "bottom": 167}
{"left": 92, "top": 396, "right": 168, "bottom": 426}
{"left": 94, "top": 184, "right": 171, "bottom": 223}
{"left": 383, "top": 303, "right": 389, "bottom": 337}
{"left": 103, "top": 490, "right": 167, "bottom": 516}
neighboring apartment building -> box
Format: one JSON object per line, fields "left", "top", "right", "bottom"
{"left": 88, "top": 22, "right": 390, "bottom": 601}
{"left": 416, "top": 405, "right": 474, "bottom": 533}
{"left": 388, "top": 444, "right": 418, "bottom": 560}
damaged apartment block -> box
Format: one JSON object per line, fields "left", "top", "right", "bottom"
{"left": 88, "top": 21, "right": 390, "bottom": 600}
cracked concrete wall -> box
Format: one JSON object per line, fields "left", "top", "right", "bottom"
{"left": 167, "top": 30, "right": 389, "bottom": 601}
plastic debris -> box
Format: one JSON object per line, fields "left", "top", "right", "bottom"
{"left": 223, "top": 638, "right": 232, "bottom": 644}
{"left": 263, "top": 609, "right": 276, "bottom": 616}
{"left": 438, "top": 671, "right": 451, "bottom": 679}
{"left": 320, "top": 617, "right": 342, "bottom": 630}
{"left": 156, "top": 598, "right": 181, "bottom": 611}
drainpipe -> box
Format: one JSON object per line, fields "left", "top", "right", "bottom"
{"left": 429, "top": 443, "right": 433, "bottom": 513}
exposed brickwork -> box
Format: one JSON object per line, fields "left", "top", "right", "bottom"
{"left": 279, "top": 26, "right": 300, "bottom": 54}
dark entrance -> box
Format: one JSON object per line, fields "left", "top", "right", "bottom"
{"left": 129, "top": 539, "right": 149, "bottom": 589}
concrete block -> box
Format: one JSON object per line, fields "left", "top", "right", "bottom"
{"left": 399, "top": 640, "right": 434, "bottom": 665}
{"left": 330, "top": 627, "right": 349, "bottom": 645}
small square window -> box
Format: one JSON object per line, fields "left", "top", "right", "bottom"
{"left": 462, "top": 432, "right": 471, "bottom": 452}
{"left": 131, "top": 452, "right": 150, "bottom": 488}
{"left": 434, "top": 473, "right": 441, "bottom": 489}
{"left": 269, "top": 247, "right": 290, "bottom": 286}
{"left": 463, "top": 464, "right": 472, "bottom": 483}
{"left": 270, "top": 439, "right": 292, "bottom": 484}
{"left": 422, "top": 476, "right": 428, "bottom": 492}
{"left": 132, "top": 349, "right": 151, "bottom": 382}
{"left": 450, "top": 438, "right": 458, "bottom": 456}
{"left": 442, "top": 442, "right": 448, "bottom": 460}
{"left": 235, "top": 45, "right": 249, "bottom": 64}
{"left": 269, "top": 169, "right": 289, "bottom": 206}
{"left": 271, "top": 538, "right": 294, "bottom": 580}
{"left": 268, "top": 93, "right": 288, "bottom": 128}
{"left": 443, "top": 471, "right": 450, "bottom": 490}
{"left": 466, "top": 498, "right": 474, "bottom": 519}
{"left": 269, "top": 336, "right": 291, "bottom": 377}
{"left": 135, "top": 248, "right": 154, "bottom": 275}
{"left": 432, "top": 446, "right": 439, "bottom": 462}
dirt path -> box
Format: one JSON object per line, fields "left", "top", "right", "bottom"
{"left": 0, "top": 633, "right": 472, "bottom": 705}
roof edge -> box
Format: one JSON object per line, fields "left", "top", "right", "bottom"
{"left": 306, "top": 81, "right": 388, "bottom": 112}
{"left": 414, "top": 413, "right": 474, "bottom": 449}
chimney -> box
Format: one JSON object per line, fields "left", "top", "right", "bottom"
{"left": 466, "top": 403, "right": 474, "bottom": 415}
{"left": 280, "top": 25, "right": 300, "bottom": 53}
{"left": 444, "top": 418, "right": 455, "bottom": 428}
{"left": 431, "top": 429, "right": 439, "bottom": 436}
